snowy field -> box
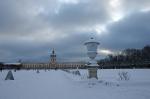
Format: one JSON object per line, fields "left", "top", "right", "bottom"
{"left": 0, "top": 69, "right": 150, "bottom": 99}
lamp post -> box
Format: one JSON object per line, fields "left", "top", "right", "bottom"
{"left": 84, "top": 37, "right": 100, "bottom": 79}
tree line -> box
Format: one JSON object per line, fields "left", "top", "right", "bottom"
{"left": 98, "top": 45, "right": 150, "bottom": 68}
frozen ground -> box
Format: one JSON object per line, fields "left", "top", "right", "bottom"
{"left": 0, "top": 69, "right": 150, "bottom": 99}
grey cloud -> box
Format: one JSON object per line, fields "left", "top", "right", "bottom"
{"left": 121, "top": 0, "right": 150, "bottom": 13}
{"left": 42, "top": 0, "right": 109, "bottom": 31}
{"left": 0, "top": 0, "right": 109, "bottom": 36}
{"left": 0, "top": 0, "right": 57, "bottom": 35}
{"left": 100, "top": 11, "right": 150, "bottom": 50}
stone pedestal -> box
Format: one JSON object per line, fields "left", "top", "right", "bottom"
{"left": 88, "top": 68, "right": 98, "bottom": 79}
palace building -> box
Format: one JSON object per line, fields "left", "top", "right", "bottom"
{"left": 22, "top": 49, "right": 85, "bottom": 69}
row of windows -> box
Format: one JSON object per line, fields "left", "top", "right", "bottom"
{"left": 22, "top": 63, "right": 85, "bottom": 69}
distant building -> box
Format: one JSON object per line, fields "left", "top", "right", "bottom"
{"left": 22, "top": 49, "right": 85, "bottom": 69}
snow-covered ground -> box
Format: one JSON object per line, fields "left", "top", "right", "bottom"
{"left": 0, "top": 69, "right": 150, "bottom": 99}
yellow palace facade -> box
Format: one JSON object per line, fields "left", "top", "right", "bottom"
{"left": 22, "top": 49, "right": 85, "bottom": 69}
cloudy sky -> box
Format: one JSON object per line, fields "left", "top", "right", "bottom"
{"left": 0, "top": 0, "right": 150, "bottom": 63}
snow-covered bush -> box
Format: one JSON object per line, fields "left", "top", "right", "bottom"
{"left": 72, "top": 70, "right": 81, "bottom": 76}
{"left": 118, "top": 71, "right": 130, "bottom": 81}
{"left": 36, "top": 70, "right": 40, "bottom": 73}
{"left": 104, "top": 82, "right": 111, "bottom": 86}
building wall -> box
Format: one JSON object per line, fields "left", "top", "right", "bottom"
{"left": 22, "top": 63, "right": 85, "bottom": 69}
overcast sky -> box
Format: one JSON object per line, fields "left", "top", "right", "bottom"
{"left": 0, "top": 0, "right": 150, "bottom": 62}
